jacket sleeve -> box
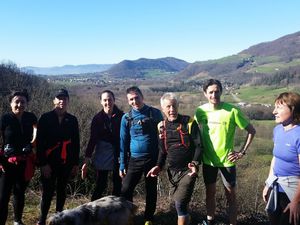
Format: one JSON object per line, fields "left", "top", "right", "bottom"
{"left": 36, "top": 114, "right": 48, "bottom": 166}
{"left": 71, "top": 116, "right": 80, "bottom": 165}
{"left": 0, "top": 116, "right": 5, "bottom": 164}
{"left": 156, "top": 110, "right": 164, "bottom": 123}
{"left": 189, "top": 119, "right": 202, "bottom": 163}
{"left": 119, "top": 114, "right": 130, "bottom": 171}
{"left": 84, "top": 115, "right": 98, "bottom": 158}
{"left": 156, "top": 121, "right": 167, "bottom": 168}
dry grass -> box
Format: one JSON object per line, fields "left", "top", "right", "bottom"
{"left": 6, "top": 179, "right": 269, "bottom": 225}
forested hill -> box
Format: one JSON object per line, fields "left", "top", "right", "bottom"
{"left": 106, "top": 57, "right": 189, "bottom": 78}
{"left": 0, "top": 62, "right": 96, "bottom": 155}
{"left": 0, "top": 64, "right": 52, "bottom": 116}
{"left": 240, "top": 31, "right": 300, "bottom": 58}
{"left": 178, "top": 31, "right": 300, "bottom": 85}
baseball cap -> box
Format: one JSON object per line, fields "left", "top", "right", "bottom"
{"left": 55, "top": 89, "right": 69, "bottom": 98}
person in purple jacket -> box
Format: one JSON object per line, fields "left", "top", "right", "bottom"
{"left": 263, "top": 92, "right": 300, "bottom": 225}
{"left": 81, "top": 90, "right": 123, "bottom": 200}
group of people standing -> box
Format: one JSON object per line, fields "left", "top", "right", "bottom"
{"left": 0, "top": 88, "right": 80, "bottom": 225}
{"left": 0, "top": 79, "right": 300, "bottom": 225}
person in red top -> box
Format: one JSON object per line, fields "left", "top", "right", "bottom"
{"left": 36, "top": 89, "right": 80, "bottom": 225}
{"left": 81, "top": 90, "right": 123, "bottom": 200}
{"left": 0, "top": 90, "right": 37, "bottom": 225}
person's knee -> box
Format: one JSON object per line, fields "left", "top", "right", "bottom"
{"left": 120, "top": 185, "right": 133, "bottom": 201}
{"left": 121, "top": 180, "right": 130, "bottom": 194}
{"left": 175, "top": 201, "right": 188, "bottom": 216}
{"left": 145, "top": 178, "right": 157, "bottom": 192}
{"left": 42, "top": 188, "right": 54, "bottom": 199}
{"left": 206, "top": 183, "right": 217, "bottom": 197}
{"left": 224, "top": 187, "right": 236, "bottom": 202}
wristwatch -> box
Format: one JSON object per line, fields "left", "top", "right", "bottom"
{"left": 239, "top": 150, "right": 246, "bottom": 155}
{"left": 191, "top": 161, "right": 200, "bottom": 167}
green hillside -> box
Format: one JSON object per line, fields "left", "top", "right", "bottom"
{"left": 178, "top": 31, "right": 300, "bottom": 86}
{"left": 233, "top": 86, "right": 300, "bottom": 104}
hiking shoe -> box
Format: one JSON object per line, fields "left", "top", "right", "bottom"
{"left": 198, "top": 219, "right": 215, "bottom": 225}
{"left": 206, "top": 219, "right": 215, "bottom": 225}
{"left": 206, "top": 220, "right": 215, "bottom": 225}
{"left": 36, "top": 222, "right": 45, "bottom": 225}
{"left": 13, "top": 221, "right": 25, "bottom": 225}
{"left": 145, "top": 221, "right": 153, "bottom": 225}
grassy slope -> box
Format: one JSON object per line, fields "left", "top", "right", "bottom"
{"left": 10, "top": 184, "right": 269, "bottom": 225}
{"left": 231, "top": 86, "right": 300, "bottom": 104}
{"left": 247, "top": 58, "right": 300, "bottom": 74}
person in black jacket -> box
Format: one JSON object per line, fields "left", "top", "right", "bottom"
{"left": 147, "top": 92, "right": 202, "bottom": 225}
{"left": 81, "top": 90, "right": 123, "bottom": 200}
{"left": 36, "top": 89, "right": 80, "bottom": 225}
{"left": 0, "top": 90, "right": 37, "bottom": 225}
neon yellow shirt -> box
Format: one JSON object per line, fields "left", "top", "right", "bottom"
{"left": 194, "top": 102, "right": 249, "bottom": 167}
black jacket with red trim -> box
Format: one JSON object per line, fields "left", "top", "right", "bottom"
{"left": 36, "top": 110, "right": 80, "bottom": 167}
{"left": 157, "top": 114, "right": 202, "bottom": 171}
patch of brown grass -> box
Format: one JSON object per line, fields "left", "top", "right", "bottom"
{"left": 6, "top": 182, "right": 269, "bottom": 225}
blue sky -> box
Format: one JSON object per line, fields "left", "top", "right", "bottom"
{"left": 0, "top": 0, "right": 299, "bottom": 67}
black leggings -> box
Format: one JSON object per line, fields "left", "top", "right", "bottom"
{"left": 268, "top": 192, "right": 300, "bottom": 225}
{"left": 38, "top": 164, "right": 73, "bottom": 224}
{"left": 0, "top": 162, "right": 28, "bottom": 225}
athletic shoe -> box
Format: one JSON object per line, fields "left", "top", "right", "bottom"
{"left": 36, "top": 222, "right": 45, "bottom": 225}
{"left": 198, "top": 219, "right": 215, "bottom": 225}
{"left": 13, "top": 222, "right": 25, "bottom": 225}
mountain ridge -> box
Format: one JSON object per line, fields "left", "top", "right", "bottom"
{"left": 22, "top": 64, "right": 113, "bottom": 75}
{"left": 21, "top": 30, "right": 300, "bottom": 84}
{"left": 240, "top": 31, "right": 300, "bottom": 57}
{"left": 106, "top": 57, "right": 189, "bottom": 78}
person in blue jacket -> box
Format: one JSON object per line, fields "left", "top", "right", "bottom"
{"left": 119, "top": 86, "right": 163, "bottom": 225}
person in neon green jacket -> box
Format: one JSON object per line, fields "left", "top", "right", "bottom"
{"left": 194, "top": 79, "right": 256, "bottom": 225}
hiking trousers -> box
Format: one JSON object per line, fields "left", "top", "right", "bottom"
{"left": 38, "top": 164, "right": 73, "bottom": 224}
{"left": 91, "top": 166, "right": 122, "bottom": 201}
{"left": 121, "top": 156, "right": 157, "bottom": 221}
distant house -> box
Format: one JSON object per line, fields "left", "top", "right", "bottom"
{"left": 237, "top": 102, "right": 247, "bottom": 107}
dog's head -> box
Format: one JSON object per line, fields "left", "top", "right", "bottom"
{"left": 47, "top": 210, "right": 77, "bottom": 225}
